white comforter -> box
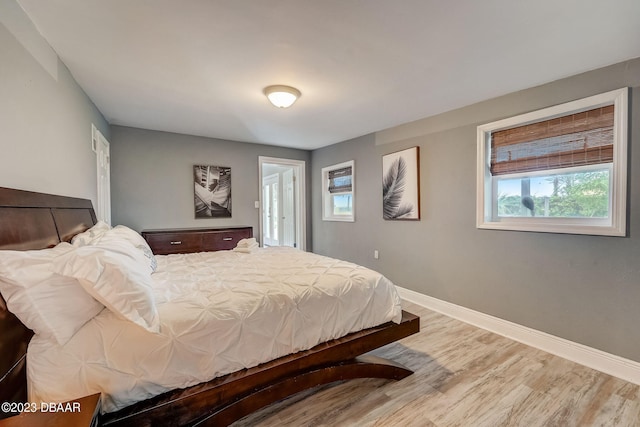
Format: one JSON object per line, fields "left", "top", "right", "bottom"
{"left": 27, "top": 247, "right": 402, "bottom": 413}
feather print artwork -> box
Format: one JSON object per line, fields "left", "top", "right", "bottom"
{"left": 382, "top": 147, "right": 420, "bottom": 220}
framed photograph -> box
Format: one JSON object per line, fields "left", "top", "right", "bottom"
{"left": 194, "top": 165, "right": 231, "bottom": 218}
{"left": 382, "top": 147, "right": 420, "bottom": 220}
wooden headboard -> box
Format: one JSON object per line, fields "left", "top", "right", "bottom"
{"left": 0, "top": 187, "right": 97, "bottom": 416}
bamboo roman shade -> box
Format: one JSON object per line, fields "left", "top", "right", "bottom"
{"left": 327, "top": 166, "right": 353, "bottom": 193}
{"left": 490, "top": 105, "right": 614, "bottom": 175}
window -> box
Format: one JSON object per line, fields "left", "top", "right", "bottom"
{"left": 477, "top": 88, "right": 628, "bottom": 236}
{"left": 322, "top": 160, "right": 354, "bottom": 221}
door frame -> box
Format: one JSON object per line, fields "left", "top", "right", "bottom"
{"left": 258, "top": 156, "right": 306, "bottom": 251}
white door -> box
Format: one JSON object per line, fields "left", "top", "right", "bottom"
{"left": 282, "top": 169, "right": 295, "bottom": 247}
{"left": 262, "top": 173, "right": 279, "bottom": 247}
{"left": 94, "top": 126, "right": 111, "bottom": 224}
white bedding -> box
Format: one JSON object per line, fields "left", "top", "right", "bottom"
{"left": 27, "top": 247, "right": 402, "bottom": 413}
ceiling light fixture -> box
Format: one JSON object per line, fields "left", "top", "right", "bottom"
{"left": 263, "top": 85, "right": 301, "bottom": 108}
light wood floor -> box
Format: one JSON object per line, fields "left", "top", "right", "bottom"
{"left": 232, "top": 301, "right": 640, "bottom": 427}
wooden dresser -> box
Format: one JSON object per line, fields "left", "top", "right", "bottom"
{"left": 141, "top": 226, "right": 253, "bottom": 255}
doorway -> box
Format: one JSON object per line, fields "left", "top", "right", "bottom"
{"left": 92, "top": 124, "right": 111, "bottom": 224}
{"left": 258, "top": 157, "right": 306, "bottom": 250}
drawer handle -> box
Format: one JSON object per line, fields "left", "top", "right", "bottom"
{"left": 170, "top": 241, "right": 182, "bottom": 245}
{"left": 222, "top": 237, "right": 233, "bottom": 241}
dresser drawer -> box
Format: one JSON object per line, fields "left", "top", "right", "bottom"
{"left": 142, "top": 227, "right": 253, "bottom": 255}
{"left": 202, "top": 229, "right": 253, "bottom": 251}
{"left": 143, "top": 232, "right": 202, "bottom": 255}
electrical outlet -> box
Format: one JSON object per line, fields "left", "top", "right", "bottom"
{"left": 374, "top": 250, "right": 379, "bottom": 259}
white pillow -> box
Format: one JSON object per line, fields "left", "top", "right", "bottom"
{"left": 0, "top": 243, "right": 104, "bottom": 345}
{"left": 71, "top": 221, "right": 112, "bottom": 247}
{"left": 52, "top": 243, "right": 160, "bottom": 333}
{"left": 93, "top": 225, "right": 157, "bottom": 272}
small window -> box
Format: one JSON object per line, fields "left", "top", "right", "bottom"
{"left": 477, "top": 88, "right": 628, "bottom": 236}
{"left": 322, "top": 161, "right": 355, "bottom": 221}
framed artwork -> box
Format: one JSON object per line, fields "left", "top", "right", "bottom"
{"left": 194, "top": 165, "right": 231, "bottom": 218}
{"left": 382, "top": 147, "right": 420, "bottom": 220}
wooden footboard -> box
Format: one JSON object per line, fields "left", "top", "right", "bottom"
{"left": 102, "top": 311, "right": 420, "bottom": 427}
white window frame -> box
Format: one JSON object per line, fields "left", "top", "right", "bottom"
{"left": 322, "top": 160, "right": 355, "bottom": 222}
{"left": 476, "top": 88, "right": 628, "bottom": 236}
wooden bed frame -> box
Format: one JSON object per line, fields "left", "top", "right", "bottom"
{"left": 0, "top": 187, "right": 420, "bottom": 426}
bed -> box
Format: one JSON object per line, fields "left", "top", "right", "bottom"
{"left": 0, "top": 187, "right": 419, "bottom": 426}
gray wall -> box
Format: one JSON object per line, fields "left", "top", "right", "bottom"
{"left": 312, "top": 58, "right": 640, "bottom": 363}
{"left": 0, "top": 7, "right": 110, "bottom": 205}
{"left": 110, "top": 126, "right": 312, "bottom": 248}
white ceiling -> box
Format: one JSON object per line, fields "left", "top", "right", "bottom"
{"left": 17, "top": 0, "right": 640, "bottom": 150}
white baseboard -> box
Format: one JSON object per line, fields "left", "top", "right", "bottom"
{"left": 397, "top": 286, "right": 640, "bottom": 386}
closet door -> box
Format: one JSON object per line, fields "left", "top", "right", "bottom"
{"left": 94, "top": 125, "right": 111, "bottom": 224}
